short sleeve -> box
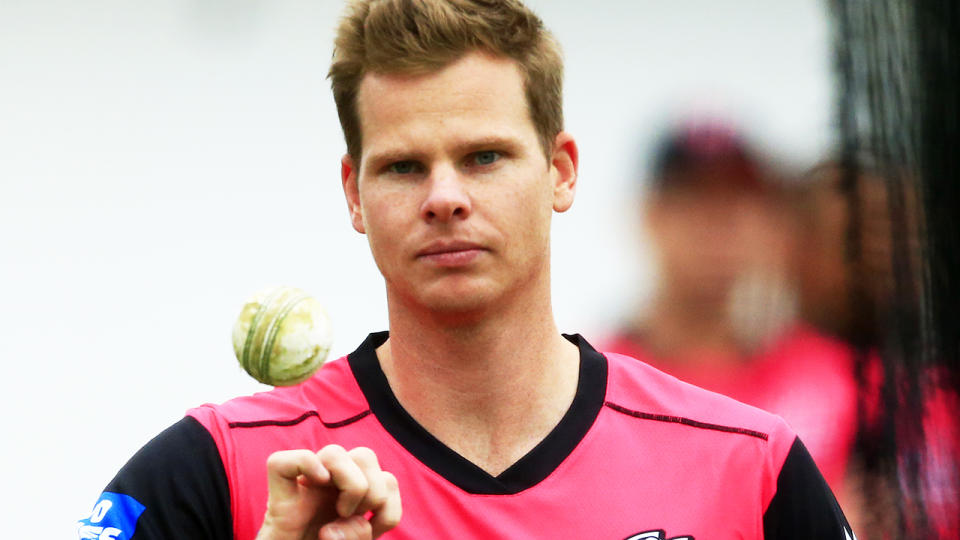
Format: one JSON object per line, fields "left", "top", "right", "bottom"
{"left": 763, "top": 436, "right": 856, "bottom": 539}
{"left": 77, "top": 417, "right": 232, "bottom": 540}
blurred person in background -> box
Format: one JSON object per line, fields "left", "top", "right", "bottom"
{"left": 793, "top": 159, "right": 896, "bottom": 347}
{"left": 602, "top": 118, "right": 861, "bottom": 519}
{"left": 795, "top": 159, "right": 958, "bottom": 538}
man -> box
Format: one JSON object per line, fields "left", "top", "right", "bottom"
{"left": 603, "top": 121, "right": 859, "bottom": 493}
{"left": 601, "top": 121, "right": 863, "bottom": 528}
{"left": 79, "top": 1, "right": 854, "bottom": 539}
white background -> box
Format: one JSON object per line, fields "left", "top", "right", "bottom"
{"left": 0, "top": 1, "right": 833, "bottom": 536}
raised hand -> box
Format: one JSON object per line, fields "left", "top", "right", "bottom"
{"left": 256, "top": 445, "right": 401, "bottom": 540}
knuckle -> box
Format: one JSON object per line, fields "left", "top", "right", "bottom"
{"left": 265, "top": 451, "right": 284, "bottom": 467}
{"left": 383, "top": 509, "right": 402, "bottom": 528}
{"left": 382, "top": 471, "right": 399, "bottom": 491}
{"left": 348, "top": 446, "right": 379, "bottom": 465}
{"left": 318, "top": 444, "right": 347, "bottom": 459}
{"left": 343, "top": 472, "right": 370, "bottom": 494}
{"left": 265, "top": 449, "right": 296, "bottom": 469}
{"left": 355, "top": 474, "right": 372, "bottom": 493}
{"left": 367, "top": 489, "right": 388, "bottom": 508}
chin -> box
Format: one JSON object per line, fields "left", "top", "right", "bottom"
{"left": 404, "top": 278, "right": 502, "bottom": 319}
{"left": 424, "top": 288, "right": 495, "bottom": 313}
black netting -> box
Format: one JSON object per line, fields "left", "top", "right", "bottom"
{"left": 830, "top": 0, "right": 959, "bottom": 538}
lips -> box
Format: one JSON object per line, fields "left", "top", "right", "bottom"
{"left": 416, "top": 240, "right": 487, "bottom": 266}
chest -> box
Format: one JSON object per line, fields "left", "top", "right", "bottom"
{"left": 378, "top": 435, "right": 766, "bottom": 540}
{"left": 225, "top": 423, "right": 768, "bottom": 540}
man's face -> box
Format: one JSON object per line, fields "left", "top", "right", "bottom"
{"left": 647, "top": 179, "right": 784, "bottom": 309}
{"left": 341, "top": 52, "right": 577, "bottom": 318}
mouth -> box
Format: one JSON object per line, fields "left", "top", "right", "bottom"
{"left": 416, "top": 240, "right": 487, "bottom": 266}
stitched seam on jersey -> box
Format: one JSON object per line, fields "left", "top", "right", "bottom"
{"left": 603, "top": 401, "right": 769, "bottom": 440}
{"left": 227, "top": 409, "right": 372, "bottom": 429}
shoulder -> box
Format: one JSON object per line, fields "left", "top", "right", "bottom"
{"left": 176, "top": 354, "right": 376, "bottom": 538}
{"left": 599, "top": 348, "right": 799, "bottom": 506}
{"left": 599, "top": 350, "right": 854, "bottom": 536}
{"left": 78, "top": 417, "right": 232, "bottom": 540}
{"left": 601, "top": 350, "right": 796, "bottom": 449}
{"left": 187, "top": 355, "right": 369, "bottom": 433}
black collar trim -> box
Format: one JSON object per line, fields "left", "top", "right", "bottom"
{"left": 347, "top": 331, "right": 608, "bottom": 495}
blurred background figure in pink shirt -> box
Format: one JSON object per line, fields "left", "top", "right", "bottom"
{"left": 602, "top": 117, "right": 862, "bottom": 527}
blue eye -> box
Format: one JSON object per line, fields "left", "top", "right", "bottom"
{"left": 389, "top": 161, "right": 420, "bottom": 174}
{"left": 473, "top": 151, "right": 500, "bottom": 166}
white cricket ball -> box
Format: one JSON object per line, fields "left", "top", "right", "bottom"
{"left": 232, "top": 286, "right": 333, "bottom": 386}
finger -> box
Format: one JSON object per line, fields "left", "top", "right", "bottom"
{"left": 320, "top": 515, "right": 372, "bottom": 540}
{"left": 369, "top": 471, "right": 401, "bottom": 537}
{"left": 348, "top": 447, "right": 388, "bottom": 515}
{"left": 265, "top": 449, "right": 330, "bottom": 499}
{"left": 318, "top": 445, "right": 369, "bottom": 517}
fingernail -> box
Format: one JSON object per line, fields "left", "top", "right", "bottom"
{"left": 329, "top": 527, "right": 345, "bottom": 540}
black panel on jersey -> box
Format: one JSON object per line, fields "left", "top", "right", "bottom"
{"left": 348, "top": 331, "right": 608, "bottom": 495}
{"left": 763, "top": 437, "right": 854, "bottom": 539}
{"left": 104, "top": 416, "right": 232, "bottom": 539}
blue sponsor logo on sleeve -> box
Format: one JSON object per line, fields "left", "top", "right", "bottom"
{"left": 76, "top": 492, "right": 146, "bottom": 540}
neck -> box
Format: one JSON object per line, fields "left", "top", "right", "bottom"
{"left": 377, "top": 280, "right": 580, "bottom": 476}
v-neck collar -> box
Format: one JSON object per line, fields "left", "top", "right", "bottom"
{"left": 347, "top": 331, "right": 608, "bottom": 495}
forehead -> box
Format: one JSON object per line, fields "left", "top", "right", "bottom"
{"left": 355, "top": 52, "right": 536, "bottom": 158}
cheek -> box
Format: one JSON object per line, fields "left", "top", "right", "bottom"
{"left": 359, "top": 192, "right": 408, "bottom": 259}
{"left": 488, "top": 179, "right": 553, "bottom": 240}
{"left": 360, "top": 181, "right": 409, "bottom": 223}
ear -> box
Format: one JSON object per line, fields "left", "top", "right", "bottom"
{"left": 341, "top": 154, "right": 366, "bottom": 234}
{"left": 550, "top": 131, "right": 578, "bottom": 213}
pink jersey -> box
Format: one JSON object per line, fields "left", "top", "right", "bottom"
{"left": 184, "top": 332, "right": 850, "bottom": 539}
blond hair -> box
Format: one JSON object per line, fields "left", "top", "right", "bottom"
{"left": 329, "top": 0, "right": 564, "bottom": 160}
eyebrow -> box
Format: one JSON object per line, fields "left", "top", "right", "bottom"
{"left": 458, "top": 135, "right": 525, "bottom": 155}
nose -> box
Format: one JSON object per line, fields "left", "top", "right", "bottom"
{"left": 420, "top": 167, "right": 471, "bottom": 223}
